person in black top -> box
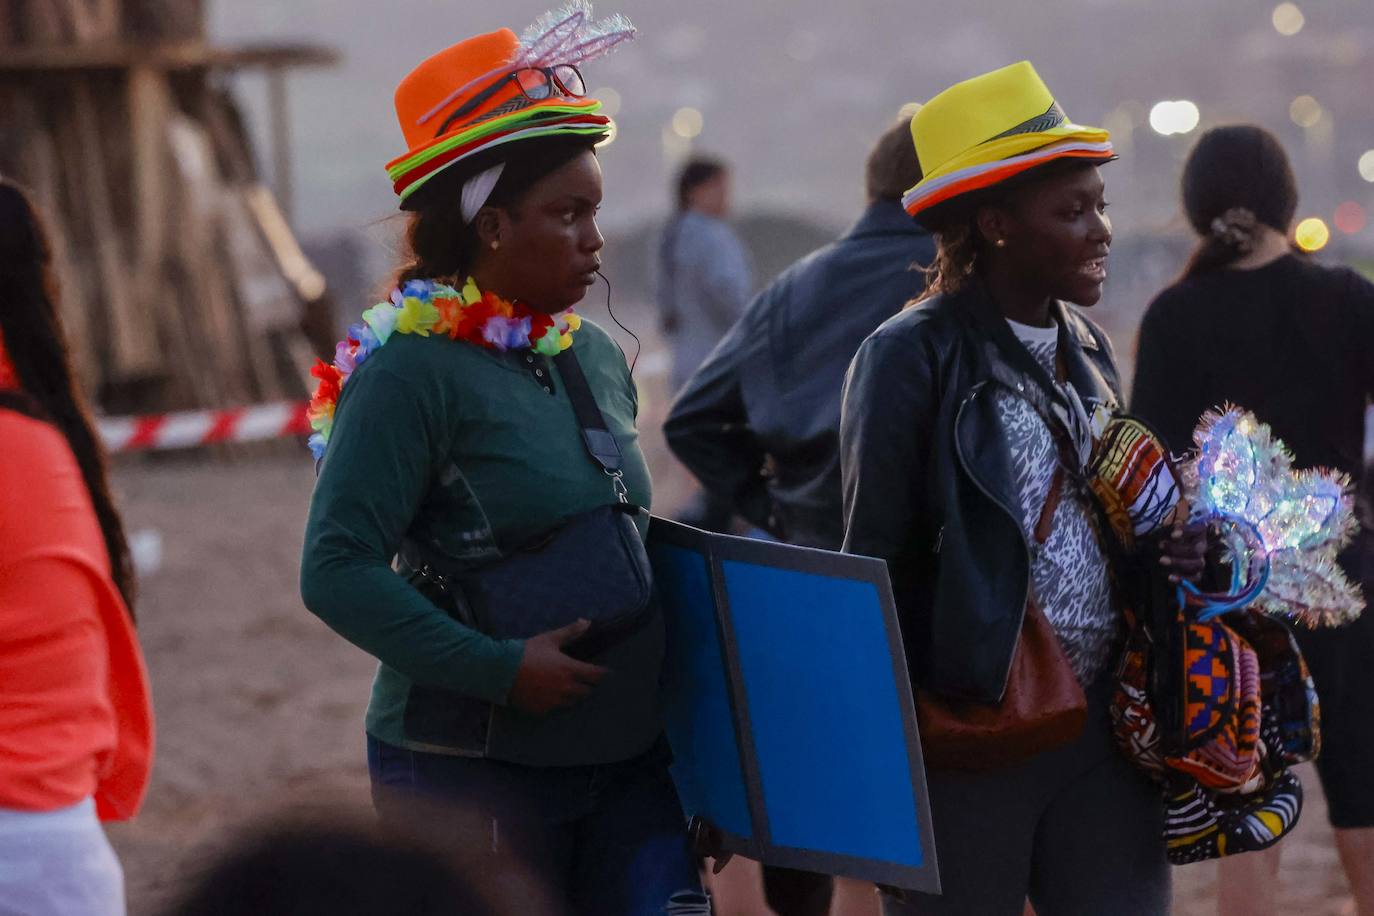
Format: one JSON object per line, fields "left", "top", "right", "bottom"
{"left": 1132, "top": 124, "right": 1374, "bottom": 916}
{"left": 664, "top": 114, "right": 931, "bottom": 916}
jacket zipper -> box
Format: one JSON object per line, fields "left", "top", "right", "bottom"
{"left": 952, "top": 381, "right": 1033, "bottom": 701}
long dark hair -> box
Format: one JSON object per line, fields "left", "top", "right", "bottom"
{"left": 393, "top": 136, "right": 599, "bottom": 287}
{"left": 0, "top": 180, "right": 136, "bottom": 614}
{"left": 1179, "top": 125, "right": 1298, "bottom": 280}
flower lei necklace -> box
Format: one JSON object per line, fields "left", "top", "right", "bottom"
{"left": 306, "top": 277, "right": 580, "bottom": 458}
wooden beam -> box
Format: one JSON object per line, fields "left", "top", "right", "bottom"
{"left": 267, "top": 65, "right": 292, "bottom": 224}
{"left": 58, "top": 78, "right": 163, "bottom": 380}
{"left": 127, "top": 64, "right": 171, "bottom": 338}
{"left": 0, "top": 41, "right": 338, "bottom": 74}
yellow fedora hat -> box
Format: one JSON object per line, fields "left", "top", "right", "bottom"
{"left": 902, "top": 61, "right": 1113, "bottom": 222}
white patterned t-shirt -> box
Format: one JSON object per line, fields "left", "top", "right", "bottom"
{"left": 993, "top": 319, "right": 1119, "bottom": 684}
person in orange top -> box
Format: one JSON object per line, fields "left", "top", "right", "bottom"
{"left": 0, "top": 179, "right": 153, "bottom": 916}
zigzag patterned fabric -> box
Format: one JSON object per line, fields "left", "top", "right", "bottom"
{"left": 1168, "top": 621, "right": 1263, "bottom": 791}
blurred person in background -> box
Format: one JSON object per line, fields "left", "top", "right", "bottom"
{"left": 299, "top": 15, "right": 707, "bottom": 916}
{"left": 1132, "top": 124, "right": 1374, "bottom": 916}
{"left": 666, "top": 113, "right": 934, "bottom": 553}
{"left": 657, "top": 155, "right": 753, "bottom": 532}
{"left": 0, "top": 179, "right": 154, "bottom": 916}
{"left": 842, "top": 63, "right": 1205, "bottom": 915}
{"left": 665, "top": 110, "right": 934, "bottom": 916}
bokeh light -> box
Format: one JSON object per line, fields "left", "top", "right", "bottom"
{"left": 1148, "top": 100, "right": 1200, "bottom": 136}
{"left": 1294, "top": 217, "right": 1330, "bottom": 252}
{"left": 592, "top": 87, "right": 621, "bottom": 118}
{"left": 1289, "top": 95, "right": 1323, "bottom": 128}
{"left": 1272, "top": 2, "right": 1305, "bottom": 36}
{"left": 671, "top": 107, "right": 704, "bottom": 139}
{"left": 1359, "top": 150, "right": 1374, "bottom": 183}
{"left": 1334, "top": 202, "right": 1366, "bottom": 235}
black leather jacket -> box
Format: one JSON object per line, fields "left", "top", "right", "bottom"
{"left": 664, "top": 201, "right": 935, "bottom": 549}
{"left": 840, "top": 280, "right": 1123, "bottom": 702}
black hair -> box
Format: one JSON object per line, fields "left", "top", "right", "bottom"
{"left": 866, "top": 117, "right": 923, "bottom": 202}
{"left": 1178, "top": 125, "right": 1298, "bottom": 279}
{"left": 673, "top": 155, "right": 727, "bottom": 211}
{"left": 164, "top": 820, "right": 498, "bottom": 916}
{"left": 393, "top": 135, "right": 599, "bottom": 287}
{"left": 0, "top": 179, "right": 136, "bottom": 614}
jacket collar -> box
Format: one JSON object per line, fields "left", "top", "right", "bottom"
{"left": 844, "top": 199, "right": 932, "bottom": 243}
{"left": 957, "top": 278, "right": 1116, "bottom": 408}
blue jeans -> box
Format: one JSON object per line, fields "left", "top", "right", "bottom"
{"left": 367, "top": 735, "right": 708, "bottom": 916}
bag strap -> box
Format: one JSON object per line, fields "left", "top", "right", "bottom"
{"left": 1031, "top": 353, "right": 1075, "bottom": 545}
{"left": 553, "top": 348, "right": 629, "bottom": 502}
{"left": 401, "top": 347, "right": 627, "bottom": 577}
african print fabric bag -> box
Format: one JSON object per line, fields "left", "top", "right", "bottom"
{"left": 1164, "top": 707, "right": 1304, "bottom": 863}
{"left": 1110, "top": 611, "right": 1267, "bottom": 791}
{"left": 1168, "top": 618, "right": 1264, "bottom": 792}
{"left": 1110, "top": 603, "right": 1310, "bottom": 862}
{"left": 1094, "top": 413, "right": 1315, "bottom": 862}
{"left": 1227, "top": 611, "right": 1321, "bottom": 767}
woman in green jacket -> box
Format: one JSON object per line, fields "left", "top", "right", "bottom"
{"left": 299, "top": 13, "right": 706, "bottom": 916}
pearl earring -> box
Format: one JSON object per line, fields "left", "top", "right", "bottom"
{"left": 995, "top": 238, "right": 1006, "bottom": 248}
{"left": 491, "top": 239, "right": 500, "bottom": 251}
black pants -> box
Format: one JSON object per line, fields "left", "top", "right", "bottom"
{"left": 883, "top": 680, "right": 1168, "bottom": 916}
{"left": 1293, "top": 605, "right": 1374, "bottom": 828}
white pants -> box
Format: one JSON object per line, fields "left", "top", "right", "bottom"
{"left": 0, "top": 798, "right": 125, "bottom": 916}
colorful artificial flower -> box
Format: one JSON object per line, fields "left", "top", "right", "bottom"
{"left": 305, "top": 276, "right": 582, "bottom": 459}
{"left": 395, "top": 295, "right": 441, "bottom": 336}
{"left": 362, "top": 302, "right": 399, "bottom": 344}
{"left": 310, "top": 359, "right": 343, "bottom": 403}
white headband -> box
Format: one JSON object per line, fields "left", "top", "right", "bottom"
{"left": 461, "top": 163, "right": 506, "bottom": 223}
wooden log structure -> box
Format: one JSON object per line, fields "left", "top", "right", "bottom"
{"left": 0, "top": 0, "right": 339, "bottom": 419}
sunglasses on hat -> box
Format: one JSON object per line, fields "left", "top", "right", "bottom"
{"left": 434, "top": 65, "right": 587, "bottom": 138}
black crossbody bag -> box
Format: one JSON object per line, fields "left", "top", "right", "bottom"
{"left": 399, "top": 349, "right": 655, "bottom": 756}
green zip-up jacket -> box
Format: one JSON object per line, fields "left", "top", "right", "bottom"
{"left": 300, "top": 319, "right": 661, "bottom": 765}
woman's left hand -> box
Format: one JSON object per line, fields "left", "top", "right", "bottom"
{"left": 1157, "top": 520, "right": 1208, "bottom": 584}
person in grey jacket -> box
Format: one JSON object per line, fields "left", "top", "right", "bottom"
{"left": 657, "top": 156, "right": 753, "bottom": 395}
{"left": 658, "top": 156, "right": 753, "bottom": 532}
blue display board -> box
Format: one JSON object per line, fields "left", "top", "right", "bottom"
{"left": 649, "top": 517, "right": 940, "bottom": 893}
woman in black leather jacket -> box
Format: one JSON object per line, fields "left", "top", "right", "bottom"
{"left": 840, "top": 62, "right": 1204, "bottom": 916}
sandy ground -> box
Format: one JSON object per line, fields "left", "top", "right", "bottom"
{"left": 104, "top": 358, "right": 1358, "bottom": 915}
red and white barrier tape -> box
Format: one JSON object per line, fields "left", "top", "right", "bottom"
{"left": 98, "top": 401, "right": 312, "bottom": 453}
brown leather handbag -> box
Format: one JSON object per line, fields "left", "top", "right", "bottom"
{"left": 915, "top": 369, "right": 1090, "bottom": 771}
{"left": 915, "top": 597, "right": 1087, "bottom": 770}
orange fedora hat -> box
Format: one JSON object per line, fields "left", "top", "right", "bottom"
{"left": 386, "top": 4, "right": 634, "bottom": 209}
